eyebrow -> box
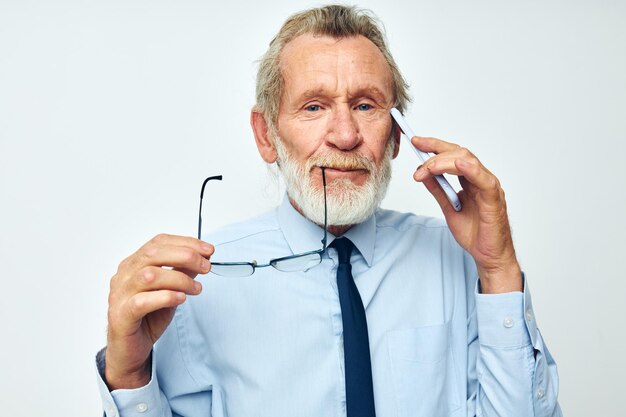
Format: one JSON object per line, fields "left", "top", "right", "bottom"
{"left": 296, "top": 85, "right": 391, "bottom": 104}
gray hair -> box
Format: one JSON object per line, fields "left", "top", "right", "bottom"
{"left": 254, "top": 4, "right": 411, "bottom": 130}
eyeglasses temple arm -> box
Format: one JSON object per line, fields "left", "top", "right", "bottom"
{"left": 198, "top": 175, "right": 223, "bottom": 240}
{"left": 321, "top": 167, "right": 328, "bottom": 249}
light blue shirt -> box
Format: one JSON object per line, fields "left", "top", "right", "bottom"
{"left": 97, "top": 196, "right": 561, "bottom": 417}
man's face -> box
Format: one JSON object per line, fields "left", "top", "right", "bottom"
{"left": 256, "top": 34, "right": 400, "bottom": 226}
{"left": 276, "top": 34, "right": 397, "bottom": 189}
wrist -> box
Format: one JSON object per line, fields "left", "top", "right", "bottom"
{"left": 104, "top": 349, "right": 152, "bottom": 391}
{"left": 477, "top": 259, "right": 523, "bottom": 294}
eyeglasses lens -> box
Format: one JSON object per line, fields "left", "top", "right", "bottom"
{"left": 272, "top": 253, "right": 322, "bottom": 272}
{"left": 210, "top": 263, "right": 255, "bottom": 277}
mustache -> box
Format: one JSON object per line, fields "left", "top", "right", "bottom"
{"left": 306, "top": 152, "right": 374, "bottom": 172}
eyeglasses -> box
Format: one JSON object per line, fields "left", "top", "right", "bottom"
{"left": 197, "top": 168, "right": 329, "bottom": 277}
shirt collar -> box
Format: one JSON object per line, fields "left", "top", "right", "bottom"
{"left": 342, "top": 212, "right": 376, "bottom": 267}
{"left": 277, "top": 194, "right": 376, "bottom": 267}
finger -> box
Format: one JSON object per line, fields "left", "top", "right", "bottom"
{"left": 413, "top": 153, "right": 467, "bottom": 182}
{"left": 455, "top": 159, "right": 502, "bottom": 205}
{"left": 140, "top": 234, "right": 215, "bottom": 257}
{"left": 413, "top": 148, "right": 483, "bottom": 185}
{"left": 135, "top": 266, "right": 203, "bottom": 295}
{"left": 458, "top": 176, "right": 477, "bottom": 198}
{"left": 125, "top": 290, "right": 187, "bottom": 322}
{"left": 172, "top": 266, "right": 201, "bottom": 280}
{"left": 136, "top": 243, "right": 212, "bottom": 273}
{"left": 413, "top": 157, "right": 478, "bottom": 200}
{"left": 411, "top": 136, "right": 460, "bottom": 155}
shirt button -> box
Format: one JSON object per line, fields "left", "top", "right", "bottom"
{"left": 537, "top": 388, "right": 545, "bottom": 399}
{"left": 136, "top": 403, "right": 149, "bottom": 413}
{"left": 108, "top": 405, "right": 117, "bottom": 417}
{"left": 503, "top": 317, "right": 514, "bottom": 328}
{"left": 526, "top": 309, "right": 533, "bottom": 322}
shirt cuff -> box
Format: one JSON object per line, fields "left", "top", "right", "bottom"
{"left": 475, "top": 274, "right": 536, "bottom": 349}
{"left": 96, "top": 348, "right": 164, "bottom": 417}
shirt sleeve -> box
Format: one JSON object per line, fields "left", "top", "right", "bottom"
{"left": 467, "top": 275, "right": 563, "bottom": 416}
{"left": 95, "top": 348, "right": 172, "bottom": 417}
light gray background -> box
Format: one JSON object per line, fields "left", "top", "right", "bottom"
{"left": 1, "top": 0, "right": 624, "bottom": 415}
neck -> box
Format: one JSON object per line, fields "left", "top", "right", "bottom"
{"left": 288, "top": 196, "right": 353, "bottom": 237}
{"left": 328, "top": 224, "right": 352, "bottom": 237}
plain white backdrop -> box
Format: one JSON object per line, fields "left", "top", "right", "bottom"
{"left": 1, "top": 0, "right": 624, "bottom": 415}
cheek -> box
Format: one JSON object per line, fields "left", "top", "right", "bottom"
{"left": 367, "top": 127, "right": 394, "bottom": 161}
{"left": 279, "top": 129, "right": 326, "bottom": 161}
{"left": 290, "top": 140, "right": 324, "bottom": 163}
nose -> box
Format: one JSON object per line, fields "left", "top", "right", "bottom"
{"left": 326, "top": 106, "right": 361, "bottom": 151}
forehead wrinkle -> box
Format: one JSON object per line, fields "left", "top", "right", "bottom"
{"left": 285, "top": 57, "right": 391, "bottom": 104}
{"left": 283, "top": 71, "right": 340, "bottom": 106}
{"left": 321, "top": 53, "right": 392, "bottom": 105}
{"left": 279, "top": 34, "right": 394, "bottom": 106}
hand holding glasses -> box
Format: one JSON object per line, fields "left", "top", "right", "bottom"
{"left": 198, "top": 168, "right": 330, "bottom": 277}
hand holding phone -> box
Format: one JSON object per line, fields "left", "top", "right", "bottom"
{"left": 390, "top": 108, "right": 462, "bottom": 212}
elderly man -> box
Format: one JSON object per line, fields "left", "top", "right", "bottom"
{"left": 97, "top": 5, "right": 561, "bottom": 417}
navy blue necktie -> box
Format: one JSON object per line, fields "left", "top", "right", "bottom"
{"left": 331, "top": 238, "right": 376, "bottom": 417}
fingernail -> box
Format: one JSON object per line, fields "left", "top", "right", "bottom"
{"left": 202, "top": 257, "right": 210, "bottom": 272}
{"left": 415, "top": 166, "right": 425, "bottom": 178}
{"left": 201, "top": 242, "right": 213, "bottom": 253}
{"left": 177, "top": 292, "right": 186, "bottom": 301}
{"left": 194, "top": 281, "right": 202, "bottom": 293}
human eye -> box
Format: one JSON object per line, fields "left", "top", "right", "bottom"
{"left": 305, "top": 104, "right": 321, "bottom": 112}
{"left": 356, "top": 103, "right": 373, "bottom": 111}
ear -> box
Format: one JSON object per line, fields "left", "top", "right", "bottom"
{"left": 392, "top": 124, "right": 401, "bottom": 159}
{"left": 251, "top": 110, "right": 277, "bottom": 164}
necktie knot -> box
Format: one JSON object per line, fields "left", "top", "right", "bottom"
{"left": 331, "top": 237, "right": 354, "bottom": 265}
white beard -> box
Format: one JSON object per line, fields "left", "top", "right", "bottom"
{"left": 274, "top": 137, "right": 394, "bottom": 227}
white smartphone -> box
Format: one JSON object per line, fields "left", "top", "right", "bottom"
{"left": 390, "top": 108, "right": 462, "bottom": 212}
